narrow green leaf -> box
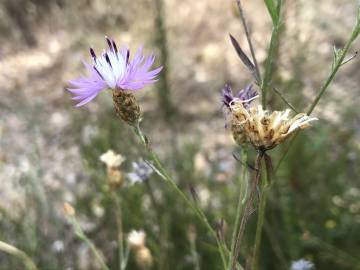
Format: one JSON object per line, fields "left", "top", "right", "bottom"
{"left": 276, "top": 0, "right": 282, "bottom": 20}
{"left": 264, "top": 0, "right": 278, "bottom": 24}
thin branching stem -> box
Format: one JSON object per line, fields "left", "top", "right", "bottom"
{"left": 229, "top": 149, "right": 248, "bottom": 268}
{"left": 111, "top": 192, "right": 126, "bottom": 270}
{"left": 307, "top": 20, "right": 360, "bottom": 115}
{"left": 0, "top": 241, "right": 38, "bottom": 270}
{"left": 71, "top": 217, "right": 110, "bottom": 270}
{"left": 274, "top": 7, "right": 360, "bottom": 172}
{"left": 231, "top": 153, "right": 263, "bottom": 270}
{"left": 261, "top": 0, "right": 283, "bottom": 108}
{"left": 235, "top": 0, "right": 261, "bottom": 84}
{"left": 340, "top": 51, "right": 358, "bottom": 66}
{"left": 133, "top": 123, "right": 230, "bottom": 270}
{"left": 271, "top": 86, "right": 299, "bottom": 113}
{"left": 261, "top": 23, "right": 281, "bottom": 108}
{"left": 189, "top": 232, "right": 201, "bottom": 270}
{"left": 251, "top": 154, "right": 272, "bottom": 270}
{"left": 263, "top": 220, "right": 288, "bottom": 270}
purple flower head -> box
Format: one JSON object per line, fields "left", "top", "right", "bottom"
{"left": 67, "top": 37, "right": 163, "bottom": 107}
{"left": 221, "top": 84, "right": 258, "bottom": 109}
{"left": 127, "top": 159, "right": 153, "bottom": 185}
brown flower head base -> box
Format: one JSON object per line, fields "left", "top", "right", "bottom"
{"left": 229, "top": 100, "right": 318, "bottom": 152}
{"left": 113, "top": 89, "right": 141, "bottom": 125}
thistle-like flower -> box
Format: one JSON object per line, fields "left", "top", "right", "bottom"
{"left": 229, "top": 101, "right": 318, "bottom": 151}
{"left": 68, "top": 37, "right": 162, "bottom": 124}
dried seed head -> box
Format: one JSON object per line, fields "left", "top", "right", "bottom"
{"left": 107, "top": 168, "right": 124, "bottom": 189}
{"left": 112, "top": 90, "right": 141, "bottom": 126}
{"left": 135, "top": 246, "right": 153, "bottom": 269}
{"left": 229, "top": 101, "right": 318, "bottom": 150}
{"left": 63, "top": 202, "right": 75, "bottom": 217}
{"left": 230, "top": 122, "right": 248, "bottom": 145}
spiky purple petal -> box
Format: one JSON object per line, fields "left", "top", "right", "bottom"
{"left": 67, "top": 38, "right": 162, "bottom": 107}
{"left": 221, "top": 84, "right": 258, "bottom": 109}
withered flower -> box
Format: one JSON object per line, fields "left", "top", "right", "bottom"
{"left": 229, "top": 100, "right": 317, "bottom": 151}
{"left": 100, "top": 150, "right": 126, "bottom": 188}
{"left": 221, "top": 84, "right": 259, "bottom": 145}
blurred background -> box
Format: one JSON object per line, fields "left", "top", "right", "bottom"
{"left": 0, "top": 0, "right": 359, "bottom": 269}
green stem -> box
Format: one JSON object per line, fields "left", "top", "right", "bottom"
{"left": 263, "top": 220, "right": 288, "bottom": 270}
{"left": 252, "top": 153, "right": 272, "bottom": 270}
{"left": 274, "top": 7, "right": 360, "bottom": 172}
{"left": 144, "top": 180, "right": 168, "bottom": 270}
{"left": 261, "top": 20, "right": 281, "bottom": 108}
{"left": 307, "top": 17, "right": 360, "bottom": 115}
{"left": 229, "top": 149, "right": 248, "bottom": 269}
{"left": 112, "top": 192, "right": 125, "bottom": 270}
{"left": 189, "top": 233, "right": 201, "bottom": 270}
{"left": 0, "top": 241, "right": 38, "bottom": 270}
{"left": 235, "top": 0, "right": 261, "bottom": 84}
{"left": 154, "top": 0, "right": 175, "bottom": 122}
{"left": 251, "top": 187, "right": 268, "bottom": 270}
{"left": 231, "top": 153, "right": 262, "bottom": 270}
{"left": 133, "top": 123, "right": 229, "bottom": 269}
{"left": 71, "top": 217, "right": 110, "bottom": 270}
{"left": 251, "top": 186, "right": 269, "bottom": 270}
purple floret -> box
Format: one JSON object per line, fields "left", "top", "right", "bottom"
{"left": 67, "top": 37, "right": 163, "bottom": 107}
{"left": 221, "top": 84, "right": 258, "bottom": 109}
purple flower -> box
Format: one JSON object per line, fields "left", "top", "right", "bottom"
{"left": 68, "top": 37, "right": 163, "bottom": 107}
{"left": 127, "top": 159, "right": 153, "bottom": 185}
{"left": 221, "top": 84, "right": 258, "bottom": 109}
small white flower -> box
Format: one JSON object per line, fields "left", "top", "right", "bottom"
{"left": 127, "top": 230, "right": 146, "bottom": 248}
{"left": 51, "top": 240, "right": 64, "bottom": 253}
{"left": 100, "top": 150, "right": 125, "bottom": 168}
{"left": 291, "top": 259, "right": 314, "bottom": 270}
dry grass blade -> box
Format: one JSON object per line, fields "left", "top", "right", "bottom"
{"left": 229, "top": 34, "right": 258, "bottom": 82}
